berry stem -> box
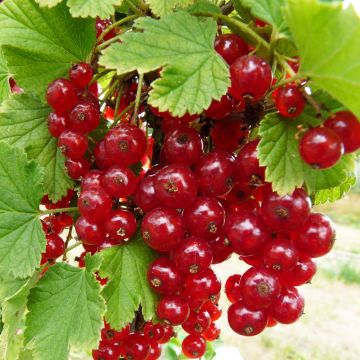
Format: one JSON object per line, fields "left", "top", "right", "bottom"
{"left": 270, "top": 74, "right": 301, "bottom": 91}
{"left": 62, "top": 225, "right": 73, "bottom": 261}
{"left": 123, "top": 0, "right": 144, "bottom": 16}
{"left": 89, "top": 69, "right": 112, "bottom": 85}
{"left": 132, "top": 73, "right": 144, "bottom": 125}
{"left": 63, "top": 241, "right": 82, "bottom": 256}
{"left": 41, "top": 207, "right": 78, "bottom": 215}
{"left": 113, "top": 82, "right": 125, "bottom": 123}
{"left": 111, "top": 101, "right": 136, "bottom": 128}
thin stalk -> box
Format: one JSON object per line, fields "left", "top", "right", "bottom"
{"left": 131, "top": 73, "right": 144, "bottom": 125}
{"left": 112, "top": 101, "right": 136, "bottom": 128}
{"left": 41, "top": 207, "right": 78, "bottom": 215}
{"left": 63, "top": 241, "right": 82, "bottom": 256}
{"left": 89, "top": 69, "right": 112, "bottom": 85}
{"left": 62, "top": 226, "right": 73, "bottom": 261}
{"left": 132, "top": 0, "right": 148, "bottom": 12}
{"left": 270, "top": 73, "right": 301, "bottom": 91}
{"left": 124, "top": 0, "right": 143, "bottom": 16}
{"left": 113, "top": 83, "right": 125, "bottom": 124}
{"left": 97, "top": 33, "right": 122, "bottom": 52}
{"left": 101, "top": 79, "right": 120, "bottom": 103}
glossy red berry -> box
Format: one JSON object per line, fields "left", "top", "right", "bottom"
{"left": 214, "top": 34, "right": 249, "bottom": 65}
{"left": 143, "top": 322, "right": 165, "bottom": 342}
{"left": 81, "top": 170, "right": 104, "bottom": 191}
{"left": 173, "top": 236, "right": 213, "bottom": 274}
{"left": 146, "top": 341, "right": 161, "bottom": 360}
{"left": 94, "top": 140, "right": 115, "bottom": 170}
{"left": 223, "top": 211, "right": 270, "bottom": 256}
{"left": 48, "top": 112, "right": 67, "bottom": 137}
{"left": 157, "top": 295, "right": 190, "bottom": 325}
{"left": 75, "top": 216, "right": 105, "bottom": 245}
{"left": 184, "top": 196, "right": 225, "bottom": 240}
{"left": 186, "top": 268, "right": 221, "bottom": 302}
{"left": 195, "top": 150, "right": 236, "bottom": 197}
{"left": 205, "top": 93, "right": 234, "bottom": 120}
{"left": 275, "top": 84, "right": 305, "bottom": 118}
{"left": 65, "top": 157, "right": 91, "bottom": 180}
{"left": 133, "top": 175, "right": 160, "bottom": 213}
{"left": 241, "top": 253, "right": 264, "bottom": 267}
{"left": 261, "top": 188, "right": 311, "bottom": 231}
{"left": 58, "top": 130, "right": 88, "bottom": 160}
{"left": 270, "top": 286, "right": 304, "bottom": 324}
{"left": 46, "top": 78, "right": 78, "bottom": 112}
{"left": 163, "top": 127, "right": 203, "bottom": 166}
{"left": 182, "top": 309, "right": 211, "bottom": 335}
{"left": 223, "top": 182, "right": 253, "bottom": 206}
{"left": 42, "top": 216, "right": 63, "bottom": 235}
{"left": 68, "top": 102, "right": 100, "bottom": 133}
{"left": 182, "top": 335, "right": 206, "bottom": 359}
{"left": 203, "top": 322, "right": 220, "bottom": 341}
{"left": 104, "top": 209, "right": 137, "bottom": 242}
{"left": 228, "top": 300, "right": 268, "bottom": 336}
{"left": 141, "top": 207, "right": 185, "bottom": 252}
{"left": 56, "top": 213, "right": 73, "bottom": 228}
{"left": 96, "top": 18, "right": 116, "bottom": 41}
{"left": 69, "top": 62, "right": 93, "bottom": 88}
{"left": 230, "top": 55, "right": 272, "bottom": 101}
{"left": 324, "top": 111, "right": 360, "bottom": 153}
{"left": 240, "top": 267, "right": 282, "bottom": 309}
{"left": 291, "top": 213, "right": 335, "bottom": 258}
{"left": 124, "top": 333, "right": 149, "bottom": 360}
{"left": 280, "top": 255, "right": 317, "bottom": 286}
{"left": 78, "top": 189, "right": 112, "bottom": 222}
{"left": 225, "top": 274, "right": 242, "bottom": 303}
{"left": 147, "top": 257, "right": 183, "bottom": 295}
{"left": 201, "top": 301, "right": 222, "bottom": 322}
{"left": 43, "top": 234, "right": 65, "bottom": 260}
{"left": 92, "top": 346, "right": 117, "bottom": 360}
{"left": 154, "top": 165, "right": 198, "bottom": 209}
{"left": 208, "top": 235, "right": 233, "bottom": 264}
{"left": 102, "top": 166, "right": 137, "bottom": 198}
{"left": 299, "top": 127, "right": 344, "bottom": 169}
{"left": 158, "top": 324, "right": 174, "bottom": 344}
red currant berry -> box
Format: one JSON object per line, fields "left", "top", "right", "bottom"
{"left": 162, "top": 127, "right": 203, "bottom": 166}
{"left": 182, "top": 309, "right": 211, "bottom": 335}
{"left": 208, "top": 235, "right": 233, "bottom": 264}
{"left": 96, "top": 18, "right": 116, "bottom": 41}
{"left": 241, "top": 252, "right": 264, "bottom": 267}
{"left": 48, "top": 112, "right": 67, "bottom": 138}
{"left": 186, "top": 268, "right": 221, "bottom": 302}
{"left": 214, "top": 34, "right": 249, "bottom": 65}
{"left": 195, "top": 150, "right": 236, "bottom": 197}
{"left": 102, "top": 166, "right": 137, "bottom": 198}
{"left": 182, "top": 335, "right": 206, "bottom": 359}
{"left": 104, "top": 209, "right": 136, "bottom": 243}
{"left": 267, "top": 316, "right": 278, "bottom": 327}
{"left": 65, "top": 157, "right": 91, "bottom": 180}
{"left": 184, "top": 196, "right": 225, "bottom": 240}
{"left": 324, "top": 111, "right": 360, "bottom": 153}
{"left": 205, "top": 93, "right": 234, "bottom": 120}
{"left": 46, "top": 78, "right": 78, "bottom": 112}
{"left": 158, "top": 324, "right": 174, "bottom": 344}
{"left": 291, "top": 213, "right": 335, "bottom": 257}
{"left": 154, "top": 165, "right": 198, "bottom": 209}
{"left": 43, "top": 234, "right": 65, "bottom": 260}
{"left": 157, "top": 295, "right": 190, "bottom": 325}
{"left": 270, "top": 286, "right": 304, "bottom": 324}
{"left": 203, "top": 322, "right": 220, "bottom": 341}
{"left": 92, "top": 346, "right": 117, "bottom": 360}
{"left": 230, "top": 55, "right": 272, "bottom": 102}
{"left": 225, "top": 274, "right": 242, "bottom": 303}
{"left": 42, "top": 216, "right": 63, "bottom": 235}
{"left": 228, "top": 300, "right": 268, "bottom": 336}
{"left": 275, "top": 84, "right": 305, "bottom": 118}
{"left": 75, "top": 216, "right": 105, "bottom": 246}
{"left": 201, "top": 301, "right": 222, "bottom": 322}
{"left": 147, "top": 257, "right": 183, "bottom": 295}
{"left": 146, "top": 340, "right": 161, "bottom": 360}
{"left": 173, "top": 236, "right": 213, "bottom": 274}
{"left": 124, "top": 333, "right": 149, "bottom": 360}
{"left": 68, "top": 102, "right": 100, "bottom": 133}
{"left": 81, "top": 170, "right": 104, "bottom": 191}
{"left": 161, "top": 116, "right": 184, "bottom": 133}
{"left": 58, "top": 130, "right": 88, "bottom": 160}
{"left": 133, "top": 175, "right": 160, "bottom": 213}
{"left": 280, "top": 255, "right": 317, "bottom": 286}
{"left": 56, "top": 213, "right": 73, "bottom": 228}
{"left": 94, "top": 140, "right": 116, "bottom": 170}
{"left": 69, "top": 62, "right": 93, "bottom": 88}
{"left": 141, "top": 207, "right": 185, "bottom": 252}
{"left": 143, "top": 322, "right": 165, "bottom": 342}
{"left": 222, "top": 182, "right": 253, "bottom": 206}
{"left": 299, "top": 127, "right": 344, "bottom": 169}
{"left": 78, "top": 189, "right": 112, "bottom": 222}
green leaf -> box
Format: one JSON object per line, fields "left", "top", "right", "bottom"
{"left": 0, "top": 49, "right": 10, "bottom": 104}
{"left": 0, "top": 142, "right": 45, "bottom": 279}
{"left": 0, "top": 93, "right": 74, "bottom": 202}
{"left": 145, "top": 0, "right": 195, "bottom": 17}
{"left": 185, "top": 0, "right": 221, "bottom": 15}
{"left": 99, "top": 11, "right": 230, "bottom": 116}
{"left": 25, "top": 263, "right": 105, "bottom": 360}
{"left": 285, "top": 0, "right": 360, "bottom": 118}
{"left": 0, "top": 0, "right": 95, "bottom": 98}
{"left": 98, "top": 232, "right": 158, "bottom": 330}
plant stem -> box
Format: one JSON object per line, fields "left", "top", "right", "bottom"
{"left": 63, "top": 241, "right": 82, "bottom": 256}
{"left": 270, "top": 73, "right": 301, "bottom": 91}
{"left": 112, "top": 101, "right": 136, "bottom": 128}
{"left": 89, "top": 69, "right": 112, "bottom": 85}
{"left": 101, "top": 79, "right": 120, "bottom": 103}
{"left": 97, "top": 34, "right": 122, "bottom": 52}
{"left": 41, "top": 207, "right": 78, "bottom": 215}
{"left": 132, "top": 73, "right": 144, "bottom": 125}
{"left": 113, "top": 83, "right": 124, "bottom": 123}
{"left": 98, "top": 15, "right": 139, "bottom": 43}
{"left": 124, "top": 0, "right": 144, "bottom": 16}
{"left": 62, "top": 226, "right": 73, "bottom": 261}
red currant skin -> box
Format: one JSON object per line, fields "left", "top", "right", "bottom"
{"left": 291, "top": 213, "right": 335, "bottom": 258}
{"left": 201, "top": 301, "right": 222, "bottom": 321}
{"left": 146, "top": 340, "right": 162, "bottom": 360}
{"left": 205, "top": 93, "right": 234, "bottom": 120}
{"left": 78, "top": 189, "right": 112, "bottom": 222}
{"left": 299, "top": 127, "right": 344, "bottom": 169}
{"left": 75, "top": 216, "right": 105, "bottom": 246}
{"left": 92, "top": 346, "right": 117, "bottom": 360}
{"left": 124, "top": 333, "right": 149, "bottom": 360}
{"left": 182, "top": 335, "right": 207, "bottom": 359}
{"left": 230, "top": 55, "right": 272, "bottom": 102}
{"left": 96, "top": 18, "right": 116, "bottom": 41}
{"left": 195, "top": 150, "right": 236, "bottom": 197}
{"left": 141, "top": 207, "right": 185, "bottom": 252}
{"left": 173, "top": 236, "right": 213, "bottom": 274}
{"left": 263, "top": 238, "right": 299, "bottom": 272}
{"left": 133, "top": 175, "right": 160, "bottom": 213}
{"left": 186, "top": 268, "right": 221, "bottom": 302}
{"left": 275, "top": 84, "right": 305, "bottom": 118}
{"left": 154, "top": 165, "right": 198, "bottom": 209}
{"left": 69, "top": 62, "right": 93, "bottom": 88}
{"left": 280, "top": 255, "right": 317, "bottom": 286}
{"left": 241, "top": 252, "right": 264, "bottom": 267}
{"left": 324, "top": 111, "right": 360, "bottom": 153}
{"left": 270, "top": 286, "right": 304, "bottom": 324}
{"left": 48, "top": 112, "right": 67, "bottom": 138}
{"left": 204, "top": 322, "right": 221, "bottom": 341}
{"left": 158, "top": 324, "right": 174, "bottom": 344}
{"left": 46, "top": 78, "right": 78, "bottom": 113}
{"left": 104, "top": 124, "right": 147, "bottom": 167}
{"left": 147, "top": 257, "right": 183, "bottom": 295}
{"left": 157, "top": 295, "right": 190, "bottom": 325}
{"left": 102, "top": 166, "right": 137, "bottom": 198}
{"left": 209, "top": 235, "right": 233, "bottom": 264}
{"left": 182, "top": 309, "right": 211, "bottom": 335}
{"left": 163, "top": 127, "right": 203, "bottom": 167}
{"left": 94, "top": 140, "right": 116, "bottom": 170}
{"left": 68, "top": 102, "right": 100, "bottom": 134}
{"left": 223, "top": 211, "right": 270, "bottom": 256}
{"left": 225, "top": 274, "right": 242, "bottom": 303}
{"left": 81, "top": 170, "right": 104, "bottom": 191}
{"left": 43, "top": 234, "right": 65, "bottom": 260}
{"left": 143, "top": 322, "right": 165, "bottom": 342}
{"left": 214, "top": 34, "right": 249, "bottom": 65}
{"left": 65, "top": 158, "right": 91, "bottom": 180}
{"left": 261, "top": 188, "right": 311, "bottom": 232}
{"left": 184, "top": 196, "right": 225, "bottom": 240}
{"left": 58, "top": 130, "right": 88, "bottom": 160}
{"left": 235, "top": 140, "right": 265, "bottom": 187}
{"left": 103, "top": 209, "right": 137, "bottom": 243}
{"left": 227, "top": 300, "right": 268, "bottom": 336}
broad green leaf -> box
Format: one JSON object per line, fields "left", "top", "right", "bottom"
{"left": 100, "top": 11, "right": 230, "bottom": 116}
{"left": 25, "top": 263, "right": 105, "bottom": 360}
{"left": 285, "top": 0, "right": 360, "bottom": 118}
{"left": 98, "top": 233, "right": 158, "bottom": 330}
{"left": 0, "top": 0, "right": 95, "bottom": 98}
{"left": 186, "top": 0, "right": 221, "bottom": 15}
{"left": 145, "top": 0, "right": 195, "bottom": 17}
{"left": 0, "top": 277, "right": 29, "bottom": 302}
{"left": 35, "top": 0, "right": 61, "bottom": 6}
{"left": 0, "top": 93, "right": 74, "bottom": 202}
{"left": 0, "top": 49, "right": 10, "bottom": 104}
{"left": 0, "top": 142, "right": 45, "bottom": 279}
